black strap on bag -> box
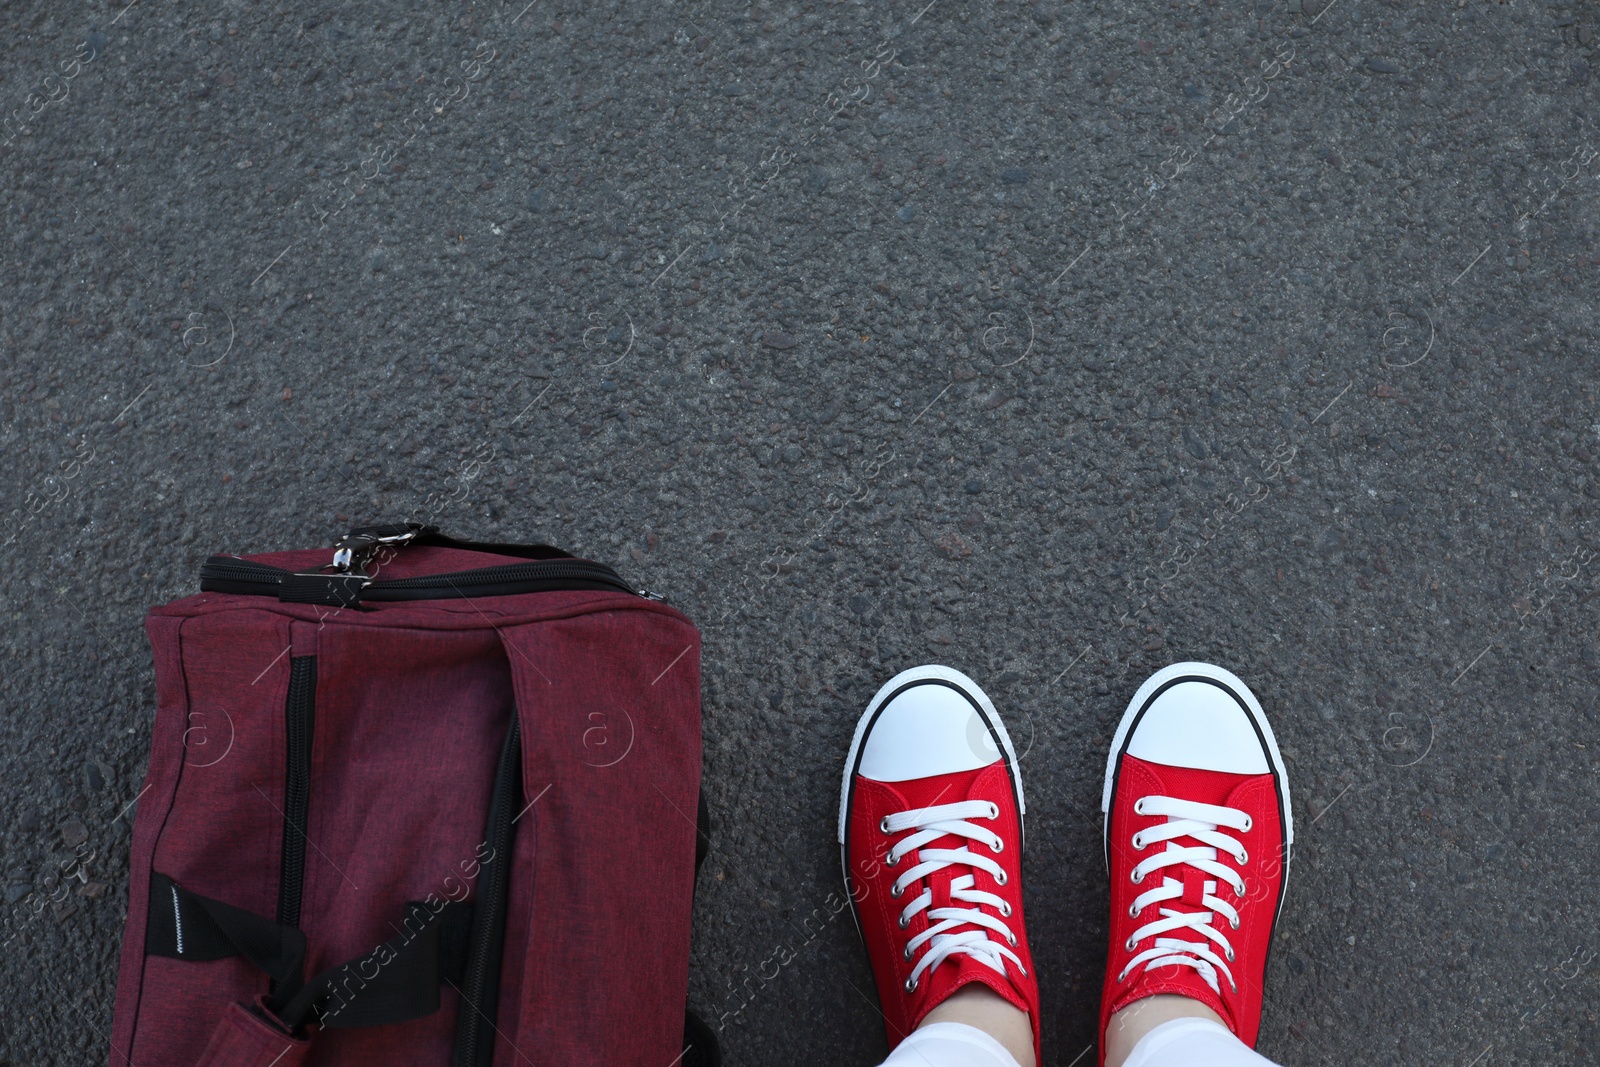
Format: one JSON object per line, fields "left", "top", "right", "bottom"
{"left": 450, "top": 716, "right": 521, "bottom": 1067}
{"left": 275, "top": 900, "right": 475, "bottom": 1031}
{"left": 145, "top": 872, "right": 308, "bottom": 988}
{"left": 346, "top": 523, "right": 571, "bottom": 562}
{"left": 681, "top": 790, "right": 722, "bottom": 1067}
{"left": 145, "top": 872, "right": 474, "bottom": 1031}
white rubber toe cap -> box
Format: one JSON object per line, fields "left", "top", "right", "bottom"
{"left": 840, "top": 664, "right": 1025, "bottom": 847}
{"left": 1104, "top": 661, "right": 1293, "bottom": 856}
{"left": 857, "top": 676, "right": 1001, "bottom": 782}
{"left": 1125, "top": 678, "right": 1271, "bottom": 775}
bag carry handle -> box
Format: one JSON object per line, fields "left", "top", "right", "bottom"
{"left": 148, "top": 872, "right": 476, "bottom": 1034}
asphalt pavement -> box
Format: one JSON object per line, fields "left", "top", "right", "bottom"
{"left": 2, "top": 0, "right": 1598, "bottom": 1064}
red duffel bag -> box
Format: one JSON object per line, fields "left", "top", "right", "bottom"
{"left": 109, "top": 524, "right": 713, "bottom": 1067}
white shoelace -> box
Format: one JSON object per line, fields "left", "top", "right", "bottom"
{"left": 1118, "top": 795, "right": 1252, "bottom": 996}
{"left": 881, "top": 799, "right": 1025, "bottom": 992}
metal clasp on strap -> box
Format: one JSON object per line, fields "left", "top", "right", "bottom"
{"left": 279, "top": 524, "right": 436, "bottom": 607}
{"left": 329, "top": 524, "right": 426, "bottom": 577}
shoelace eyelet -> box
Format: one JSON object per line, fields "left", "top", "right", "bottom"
{"left": 1133, "top": 798, "right": 1147, "bottom": 815}
{"left": 905, "top": 976, "right": 918, "bottom": 993}
{"left": 880, "top": 816, "right": 893, "bottom": 834}
{"left": 1125, "top": 936, "right": 1137, "bottom": 951}
{"left": 1128, "top": 903, "right": 1140, "bottom": 918}
{"left": 999, "top": 901, "right": 1012, "bottom": 918}
{"left": 1131, "top": 832, "right": 1145, "bottom": 850}
{"left": 1225, "top": 947, "right": 1235, "bottom": 962}
{"left": 890, "top": 884, "right": 903, "bottom": 898}
{"left": 991, "top": 837, "right": 1004, "bottom": 854}
{"left": 1230, "top": 916, "right": 1239, "bottom": 930}
{"left": 1007, "top": 932, "right": 1018, "bottom": 947}
{"left": 898, "top": 913, "right": 911, "bottom": 930}
{"left": 987, "top": 802, "right": 1000, "bottom": 820}
{"left": 904, "top": 944, "right": 914, "bottom": 962}
{"left": 994, "top": 869, "right": 1007, "bottom": 886}
{"left": 1241, "top": 815, "right": 1252, "bottom": 831}
{"left": 1237, "top": 849, "right": 1248, "bottom": 864}
{"left": 1130, "top": 869, "right": 1144, "bottom": 884}
{"left": 885, "top": 851, "right": 899, "bottom": 867}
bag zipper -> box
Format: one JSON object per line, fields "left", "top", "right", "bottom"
{"left": 199, "top": 557, "right": 649, "bottom": 603}
{"left": 367, "top": 561, "right": 637, "bottom": 600}
{"left": 453, "top": 716, "right": 521, "bottom": 1067}
{"left": 277, "top": 656, "right": 317, "bottom": 931}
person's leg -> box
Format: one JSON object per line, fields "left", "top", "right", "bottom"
{"left": 879, "top": 994, "right": 1028, "bottom": 1067}
{"left": 1107, "top": 996, "right": 1281, "bottom": 1067}
{"left": 920, "top": 984, "right": 1035, "bottom": 1061}
{"left": 840, "top": 665, "right": 1041, "bottom": 1067}
{"left": 1097, "top": 662, "right": 1295, "bottom": 1067}
{"left": 1113, "top": 1012, "right": 1285, "bottom": 1067}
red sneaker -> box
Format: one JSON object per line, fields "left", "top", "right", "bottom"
{"left": 839, "top": 665, "right": 1040, "bottom": 1065}
{"left": 1097, "top": 662, "right": 1294, "bottom": 1064}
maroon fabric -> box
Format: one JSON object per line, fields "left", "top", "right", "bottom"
{"left": 193, "top": 998, "right": 311, "bottom": 1067}
{"left": 499, "top": 611, "right": 701, "bottom": 1064}
{"left": 110, "top": 544, "right": 702, "bottom": 1067}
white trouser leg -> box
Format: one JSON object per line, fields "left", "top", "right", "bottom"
{"left": 875, "top": 1022, "right": 1024, "bottom": 1067}
{"left": 1123, "top": 1017, "right": 1285, "bottom": 1067}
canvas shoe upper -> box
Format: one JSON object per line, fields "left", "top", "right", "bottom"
{"left": 839, "top": 665, "right": 1041, "bottom": 1066}
{"left": 1098, "top": 662, "right": 1294, "bottom": 1065}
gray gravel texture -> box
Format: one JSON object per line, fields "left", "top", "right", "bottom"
{"left": 3, "top": 0, "right": 1600, "bottom": 1064}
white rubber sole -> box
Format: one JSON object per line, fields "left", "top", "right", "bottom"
{"left": 837, "top": 664, "right": 1026, "bottom": 851}
{"left": 1100, "top": 661, "right": 1294, "bottom": 862}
